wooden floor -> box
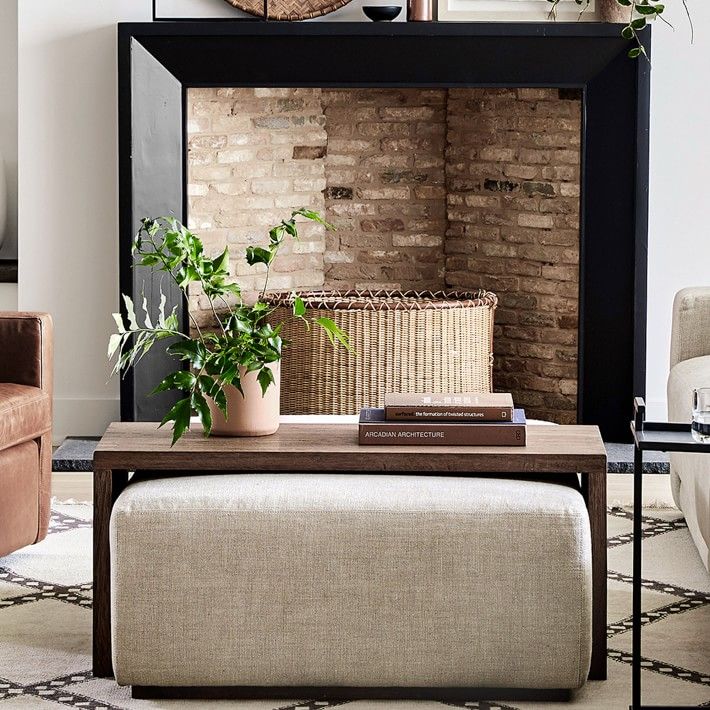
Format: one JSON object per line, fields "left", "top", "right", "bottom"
{"left": 51, "top": 471, "right": 676, "bottom": 508}
{"left": 52, "top": 473, "right": 92, "bottom": 502}
{"left": 608, "top": 472, "right": 676, "bottom": 507}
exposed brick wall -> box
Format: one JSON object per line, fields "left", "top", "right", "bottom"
{"left": 187, "top": 88, "right": 327, "bottom": 326}
{"left": 186, "top": 87, "right": 581, "bottom": 422}
{"left": 321, "top": 89, "right": 447, "bottom": 291}
{"left": 445, "top": 88, "right": 581, "bottom": 422}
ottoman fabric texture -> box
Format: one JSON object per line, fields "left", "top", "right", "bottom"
{"left": 110, "top": 474, "right": 592, "bottom": 689}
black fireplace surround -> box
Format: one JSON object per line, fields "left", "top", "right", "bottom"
{"left": 118, "top": 21, "right": 650, "bottom": 442}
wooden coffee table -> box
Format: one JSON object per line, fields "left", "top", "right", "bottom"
{"left": 93, "top": 420, "right": 607, "bottom": 682}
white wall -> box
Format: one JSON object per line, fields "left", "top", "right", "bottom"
{"left": 15, "top": 0, "right": 709, "bottom": 439}
{"left": 646, "top": 1, "right": 710, "bottom": 420}
{"left": 0, "top": 0, "right": 18, "bottom": 261}
{"left": 17, "top": 1, "right": 151, "bottom": 442}
{"left": 0, "top": 283, "right": 17, "bottom": 310}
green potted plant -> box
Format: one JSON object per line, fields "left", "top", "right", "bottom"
{"left": 109, "top": 209, "right": 352, "bottom": 444}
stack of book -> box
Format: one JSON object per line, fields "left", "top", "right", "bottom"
{"left": 358, "top": 392, "right": 526, "bottom": 446}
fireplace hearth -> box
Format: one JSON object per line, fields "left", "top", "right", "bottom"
{"left": 119, "top": 21, "right": 650, "bottom": 441}
{"left": 186, "top": 85, "right": 583, "bottom": 424}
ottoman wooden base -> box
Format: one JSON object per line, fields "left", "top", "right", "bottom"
{"left": 132, "top": 685, "right": 572, "bottom": 701}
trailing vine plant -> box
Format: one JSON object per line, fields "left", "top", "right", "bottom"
{"left": 109, "top": 210, "right": 352, "bottom": 444}
{"left": 547, "top": 0, "right": 693, "bottom": 58}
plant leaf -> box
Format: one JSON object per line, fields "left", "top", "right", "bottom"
{"left": 292, "top": 294, "right": 307, "bottom": 320}
{"left": 245, "top": 359, "right": 261, "bottom": 372}
{"left": 168, "top": 340, "right": 207, "bottom": 369}
{"left": 220, "top": 364, "right": 238, "bottom": 387}
{"left": 191, "top": 389, "right": 213, "bottom": 437}
{"left": 282, "top": 220, "right": 297, "bottom": 238}
{"left": 141, "top": 294, "right": 154, "bottom": 330}
{"left": 112, "top": 312, "right": 126, "bottom": 334}
{"left": 231, "top": 374, "right": 244, "bottom": 399}
{"left": 138, "top": 253, "right": 160, "bottom": 267}
{"left": 158, "top": 397, "right": 192, "bottom": 446}
{"left": 122, "top": 294, "right": 138, "bottom": 331}
{"left": 196, "top": 375, "right": 228, "bottom": 418}
{"left": 177, "top": 265, "right": 201, "bottom": 288}
{"left": 314, "top": 317, "right": 354, "bottom": 353}
{"left": 158, "top": 291, "right": 167, "bottom": 325}
{"left": 212, "top": 247, "right": 230, "bottom": 274}
{"left": 151, "top": 370, "right": 197, "bottom": 395}
{"left": 269, "top": 225, "right": 285, "bottom": 245}
{"left": 293, "top": 208, "right": 335, "bottom": 231}
{"left": 257, "top": 366, "right": 274, "bottom": 396}
{"left": 245, "top": 246, "right": 273, "bottom": 266}
{"left": 215, "top": 385, "right": 229, "bottom": 413}
{"left": 108, "top": 333, "right": 123, "bottom": 359}
{"left": 223, "top": 282, "right": 242, "bottom": 298}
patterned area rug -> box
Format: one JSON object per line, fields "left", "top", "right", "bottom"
{"left": 0, "top": 504, "right": 709, "bottom": 709}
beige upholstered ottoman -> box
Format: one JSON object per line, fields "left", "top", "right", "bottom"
{"left": 110, "top": 473, "right": 592, "bottom": 690}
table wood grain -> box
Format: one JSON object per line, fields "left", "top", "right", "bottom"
{"left": 95, "top": 421, "right": 606, "bottom": 472}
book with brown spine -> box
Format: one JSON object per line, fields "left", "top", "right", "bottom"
{"left": 359, "top": 407, "right": 526, "bottom": 446}
{"left": 384, "top": 392, "right": 514, "bottom": 422}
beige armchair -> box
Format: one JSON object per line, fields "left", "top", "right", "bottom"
{"left": 668, "top": 288, "right": 710, "bottom": 571}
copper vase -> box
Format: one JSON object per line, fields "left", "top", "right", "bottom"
{"left": 408, "top": 0, "right": 432, "bottom": 21}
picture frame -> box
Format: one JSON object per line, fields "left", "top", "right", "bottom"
{"left": 437, "top": 0, "right": 597, "bottom": 22}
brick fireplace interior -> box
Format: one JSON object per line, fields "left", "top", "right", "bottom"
{"left": 186, "top": 86, "right": 582, "bottom": 424}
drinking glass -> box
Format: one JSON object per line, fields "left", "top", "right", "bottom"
{"left": 691, "top": 387, "right": 710, "bottom": 443}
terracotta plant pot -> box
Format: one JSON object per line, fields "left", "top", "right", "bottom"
{"left": 207, "top": 362, "right": 280, "bottom": 437}
{"left": 599, "top": 0, "right": 630, "bottom": 23}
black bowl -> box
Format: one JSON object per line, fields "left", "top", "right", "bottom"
{"left": 362, "top": 5, "right": 402, "bottom": 21}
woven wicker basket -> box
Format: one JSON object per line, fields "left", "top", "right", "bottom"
{"left": 263, "top": 289, "right": 497, "bottom": 415}
{"left": 223, "top": 0, "right": 352, "bottom": 21}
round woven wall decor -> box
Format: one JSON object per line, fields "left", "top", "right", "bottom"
{"left": 223, "top": 0, "right": 352, "bottom": 20}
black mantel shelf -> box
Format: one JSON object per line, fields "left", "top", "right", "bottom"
{"left": 118, "top": 21, "right": 650, "bottom": 441}
{"left": 122, "top": 20, "right": 625, "bottom": 35}
{"left": 120, "top": 21, "right": 638, "bottom": 88}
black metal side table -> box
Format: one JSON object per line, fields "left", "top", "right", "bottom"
{"left": 629, "top": 396, "right": 708, "bottom": 709}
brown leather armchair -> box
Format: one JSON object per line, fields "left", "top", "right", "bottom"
{"left": 0, "top": 313, "right": 53, "bottom": 557}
